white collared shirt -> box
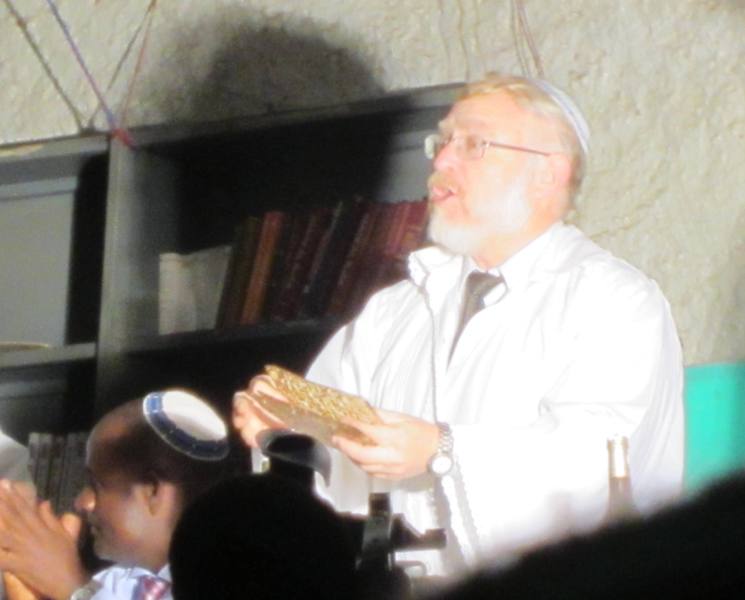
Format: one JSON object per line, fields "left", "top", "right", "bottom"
{"left": 88, "top": 564, "right": 171, "bottom": 600}
{"left": 307, "top": 222, "right": 684, "bottom": 576}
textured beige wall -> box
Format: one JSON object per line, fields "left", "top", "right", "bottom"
{"left": 2, "top": 0, "right": 744, "bottom": 365}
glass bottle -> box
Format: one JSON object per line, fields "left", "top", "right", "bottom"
{"left": 604, "top": 434, "right": 637, "bottom": 523}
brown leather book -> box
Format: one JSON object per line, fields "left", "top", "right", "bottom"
{"left": 297, "top": 197, "right": 368, "bottom": 318}
{"left": 338, "top": 201, "right": 401, "bottom": 318}
{"left": 375, "top": 198, "right": 429, "bottom": 289}
{"left": 239, "top": 210, "right": 285, "bottom": 325}
{"left": 261, "top": 209, "right": 308, "bottom": 321}
{"left": 216, "top": 215, "right": 262, "bottom": 328}
{"left": 268, "top": 205, "right": 333, "bottom": 321}
{"left": 325, "top": 202, "right": 383, "bottom": 318}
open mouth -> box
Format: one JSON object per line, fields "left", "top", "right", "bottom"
{"left": 429, "top": 185, "right": 454, "bottom": 204}
{"left": 427, "top": 173, "right": 458, "bottom": 204}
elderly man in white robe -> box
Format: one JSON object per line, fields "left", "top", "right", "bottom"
{"left": 233, "top": 73, "right": 684, "bottom": 578}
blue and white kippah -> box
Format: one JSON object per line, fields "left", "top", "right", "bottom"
{"left": 530, "top": 78, "right": 590, "bottom": 157}
{"left": 143, "top": 390, "right": 229, "bottom": 461}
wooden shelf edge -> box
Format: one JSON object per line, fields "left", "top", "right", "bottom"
{"left": 0, "top": 342, "right": 96, "bottom": 370}
{"left": 118, "top": 83, "right": 459, "bottom": 149}
{"left": 125, "top": 317, "right": 342, "bottom": 355}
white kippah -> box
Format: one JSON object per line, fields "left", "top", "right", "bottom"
{"left": 530, "top": 78, "right": 590, "bottom": 156}
{"left": 142, "top": 390, "right": 229, "bottom": 461}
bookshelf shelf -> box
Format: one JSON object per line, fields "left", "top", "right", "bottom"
{"left": 126, "top": 318, "right": 341, "bottom": 355}
{"left": 0, "top": 342, "right": 96, "bottom": 371}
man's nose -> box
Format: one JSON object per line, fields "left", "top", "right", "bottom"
{"left": 74, "top": 485, "right": 95, "bottom": 513}
{"left": 433, "top": 137, "right": 458, "bottom": 171}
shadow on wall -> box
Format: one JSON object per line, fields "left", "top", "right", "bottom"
{"left": 140, "top": 7, "right": 385, "bottom": 125}
{"left": 135, "top": 7, "right": 403, "bottom": 247}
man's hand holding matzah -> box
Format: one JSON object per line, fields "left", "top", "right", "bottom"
{"left": 232, "top": 372, "right": 292, "bottom": 448}
{"left": 233, "top": 366, "right": 441, "bottom": 481}
{"left": 233, "top": 365, "right": 381, "bottom": 448}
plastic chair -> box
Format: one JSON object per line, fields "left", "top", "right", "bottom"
{"left": 684, "top": 361, "right": 745, "bottom": 494}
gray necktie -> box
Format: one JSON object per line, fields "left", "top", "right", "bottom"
{"left": 449, "top": 271, "right": 502, "bottom": 361}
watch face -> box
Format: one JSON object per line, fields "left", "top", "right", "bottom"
{"left": 429, "top": 453, "right": 454, "bottom": 476}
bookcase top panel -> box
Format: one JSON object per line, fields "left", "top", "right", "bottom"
{"left": 117, "top": 83, "right": 461, "bottom": 151}
{"left": 0, "top": 135, "right": 108, "bottom": 187}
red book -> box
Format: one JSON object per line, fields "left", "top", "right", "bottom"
{"left": 325, "top": 202, "right": 382, "bottom": 317}
{"left": 338, "top": 201, "right": 400, "bottom": 318}
{"left": 297, "top": 197, "right": 368, "bottom": 318}
{"left": 216, "top": 215, "right": 262, "bottom": 328}
{"left": 269, "top": 205, "right": 333, "bottom": 321}
{"left": 239, "top": 211, "right": 285, "bottom": 324}
{"left": 369, "top": 201, "right": 414, "bottom": 290}
{"left": 376, "top": 198, "right": 429, "bottom": 288}
{"left": 262, "top": 209, "right": 309, "bottom": 320}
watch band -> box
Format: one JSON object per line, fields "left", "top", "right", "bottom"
{"left": 435, "top": 421, "right": 453, "bottom": 455}
{"left": 427, "top": 421, "right": 454, "bottom": 477}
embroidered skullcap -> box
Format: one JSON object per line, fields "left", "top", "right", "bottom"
{"left": 530, "top": 78, "right": 590, "bottom": 156}
{"left": 143, "top": 390, "right": 229, "bottom": 461}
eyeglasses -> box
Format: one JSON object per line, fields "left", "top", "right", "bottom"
{"left": 423, "top": 133, "right": 551, "bottom": 161}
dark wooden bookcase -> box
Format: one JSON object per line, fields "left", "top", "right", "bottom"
{"left": 0, "top": 134, "right": 108, "bottom": 442}
{"left": 0, "top": 84, "right": 457, "bottom": 442}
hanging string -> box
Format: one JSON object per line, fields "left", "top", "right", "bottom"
{"left": 510, "top": 0, "right": 545, "bottom": 79}
{"left": 87, "top": 0, "right": 157, "bottom": 134}
{"left": 3, "top": 0, "right": 85, "bottom": 130}
{"left": 43, "top": 0, "right": 133, "bottom": 146}
{"left": 118, "top": 0, "right": 159, "bottom": 129}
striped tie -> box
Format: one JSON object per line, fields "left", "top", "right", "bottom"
{"left": 133, "top": 575, "right": 170, "bottom": 600}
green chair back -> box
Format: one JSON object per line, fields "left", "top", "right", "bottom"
{"left": 684, "top": 361, "right": 745, "bottom": 493}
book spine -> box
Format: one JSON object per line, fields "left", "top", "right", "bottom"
{"left": 262, "top": 210, "right": 308, "bottom": 320}
{"left": 342, "top": 201, "right": 400, "bottom": 317}
{"left": 58, "top": 432, "right": 88, "bottom": 514}
{"left": 369, "top": 201, "right": 413, "bottom": 291}
{"left": 269, "top": 206, "right": 331, "bottom": 321}
{"left": 158, "top": 252, "right": 195, "bottom": 335}
{"left": 190, "top": 245, "right": 232, "bottom": 330}
{"left": 239, "top": 211, "right": 285, "bottom": 324}
{"left": 26, "top": 432, "right": 40, "bottom": 492}
{"left": 299, "top": 197, "right": 367, "bottom": 318}
{"left": 325, "top": 202, "right": 381, "bottom": 317}
{"left": 46, "top": 434, "right": 67, "bottom": 512}
{"left": 217, "top": 216, "right": 262, "bottom": 328}
{"left": 32, "top": 433, "right": 53, "bottom": 502}
{"left": 377, "top": 198, "right": 429, "bottom": 288}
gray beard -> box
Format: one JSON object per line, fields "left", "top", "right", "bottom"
{"left": 428, "top": 179, "right": 531, "bottom": 255}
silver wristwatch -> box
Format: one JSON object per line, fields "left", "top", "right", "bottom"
{"left": 427, "top": 421, "right": 454, "bottom": 477}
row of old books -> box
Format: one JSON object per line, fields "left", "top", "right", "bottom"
{"left": 216, "top": 197, "right": 429, "bottom": 328}
{"left": 27, "top": 431, "right": 87, "bottom": 514}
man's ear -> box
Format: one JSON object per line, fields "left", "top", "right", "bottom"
{"left": 138, "top": 477, "right": 178, "bottom": 518}
{"left": 532, "top": 154, "right": 571, "bottom": 203}
{"left": 545, "top": 153, "right": 572, "bottom": 188}
{"left": 529, "top": 154, "right": 572, "bottom": 220}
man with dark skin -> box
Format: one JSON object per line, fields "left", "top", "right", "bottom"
{"left": 0, "top": 390, "right": 228, "bottom": 600}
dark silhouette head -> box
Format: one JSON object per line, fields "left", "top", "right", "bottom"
{"left": 169, "top": 473, "right": 357, "bottom": 599}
